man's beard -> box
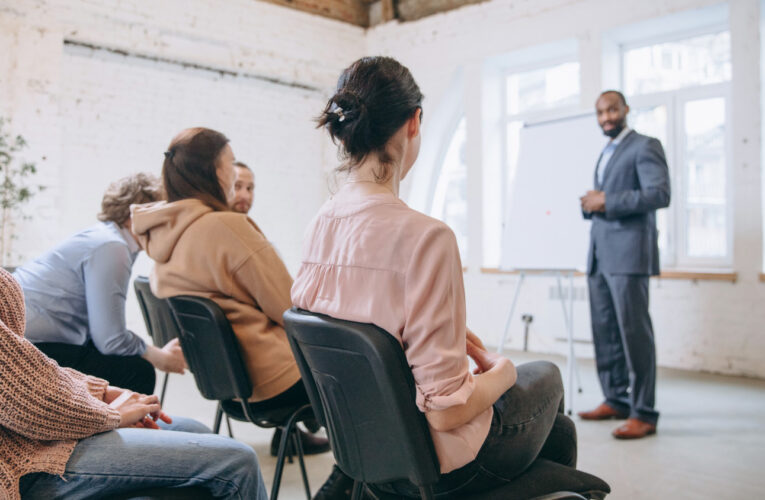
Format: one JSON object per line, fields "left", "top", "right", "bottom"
{"left": 602, "top": 119, "right": 626, "bottom": 138}
{"left": 232, "top": 201, "right": 250, "bottom": 214}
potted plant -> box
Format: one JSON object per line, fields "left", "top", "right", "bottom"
{"left": 0, "top": 117, "right": 45, "bottom": 269}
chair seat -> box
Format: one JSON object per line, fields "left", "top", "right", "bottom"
{"left": 365, "top": 459, "right": 609, "bottom": 500}
{"left": 220, "top": 399, "right": 302, "bottom": 428}
{"left": 464, "top": 459, "right": 609, "bottom": 500}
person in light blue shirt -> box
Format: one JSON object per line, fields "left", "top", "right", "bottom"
{"left": 13, "top": 173, "right": 186, "bottom": 394}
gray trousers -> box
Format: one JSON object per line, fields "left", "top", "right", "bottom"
{"left": 587, "top": 265, "right": 659, "bottom": 425}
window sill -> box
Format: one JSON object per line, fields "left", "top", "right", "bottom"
{"left": 478, "top": 267, "right": 586, "bottom": 276}
{"left": 658, "top": 269, "right": 737, "bottom": 283}
{"left": 478, "top": 267, "right": 738, "bottom": 282}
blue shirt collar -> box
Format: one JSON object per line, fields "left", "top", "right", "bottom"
{"left": 115, "top": 222, "right": 140, "bottom": 257}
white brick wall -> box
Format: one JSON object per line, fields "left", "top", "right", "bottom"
{"left": 3, "top": 0, "right": 764, "bottom": 378}
{"left": 1, "top": 0, "right": 364, "bottom": 336}
{"left": 57, "top": 42, "right": 328, "bottom": 271}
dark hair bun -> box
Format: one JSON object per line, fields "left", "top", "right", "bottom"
{"left": 329, "top": 91, "right": 365, "bottom": 124}
{"left": 317, "top": 56, "right": 423, "bottom": 175}
{"left": 322, "top": 90, "right": 374, "bottom": 159}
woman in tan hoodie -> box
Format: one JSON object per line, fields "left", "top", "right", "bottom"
{"left": 131, "top": 127, "right": 328, "bottom": 458}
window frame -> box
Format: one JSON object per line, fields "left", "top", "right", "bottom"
{"left": 428, "top": 115, "right": 469, "bottom": 257}
{"left": 621, "top": 27, "right": 733, "bottom": 269}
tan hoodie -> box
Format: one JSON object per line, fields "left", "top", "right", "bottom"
{"left": 131, "top": 199, "right": 301, "bottom": 402}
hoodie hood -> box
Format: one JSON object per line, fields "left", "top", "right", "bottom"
{"left": 130, "top": 199, "right": 213, "bottom": 263}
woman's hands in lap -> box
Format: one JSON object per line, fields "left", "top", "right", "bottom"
{"left": 106, "top": 386, "right": 172, "bottom": 429}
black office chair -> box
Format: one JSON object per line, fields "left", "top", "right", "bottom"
{"left": 134, "top": 277, "right": 234, "bottom": 437}
{"left": 168, "top": 295, "right": 313, "bottom": 500}
{"left": 283, "top": 308, "right": 611, "bottom": 500}
{"left": 133, "top": 276, "right": 176, "bottom": 405}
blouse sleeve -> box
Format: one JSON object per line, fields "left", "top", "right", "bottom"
{"left": 0, "top": 328, "right": 121, "bottom": 440}
{"left": 403, "top": 223, "right": 475, "bottom": 413}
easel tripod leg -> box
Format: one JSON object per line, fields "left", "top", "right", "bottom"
{"left": 497, "top": 272, "right": 525, "bottom": 354}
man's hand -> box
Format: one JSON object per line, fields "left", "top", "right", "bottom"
{"left": 142, "top": 339, "right": 187, "bottom": 374}
{"left": 159, "top": 338, "right": 187, "bottom": 373}
{"left": 580, "top": 190, "right": 606, "bottom": 213}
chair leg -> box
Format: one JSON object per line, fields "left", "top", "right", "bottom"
{"left": 213, "top": 403, "right": 224, "bottom": 434}
{"left": 419, "top": 485, "right": 435, "bottom": 500}
{"left": 225, "top": 414, "right": 234, "bottom": 438}
{"left": 270, "top": 424, "right": 292, "bottom": 500}
{"left": 291, "top": 427, "right": 311, "bottom": 500}
{"left": 159, "top": 372, "right": 170, "bottom": 407}
{"left": 269, "top": 405, "right": 313, "bottom": 500}
{"left": 351, "top": 480, "right": 363, "bottom": 500}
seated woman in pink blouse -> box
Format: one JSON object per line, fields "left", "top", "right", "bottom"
{"left": 292, "top": 56, "right": 579, "bottom": 498}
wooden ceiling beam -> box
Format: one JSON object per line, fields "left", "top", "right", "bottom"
{"left": 256, "top": 0, "right": 491, "bottom": 27}
{"left": 258, "top": 0, "right": 369, "bottom": 27}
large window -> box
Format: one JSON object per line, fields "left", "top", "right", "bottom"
{"left": 622, "top": 28, "right": 731, "bottom": 268}
{"left": 504, "top": 61, "right": 581, "bottom": 184}
{"left": 430, "top": 117, "right": 468, "bottom": 257}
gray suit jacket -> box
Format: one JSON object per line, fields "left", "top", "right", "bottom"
{"left": 583, "top": 130, "right": 670, "bottom": 276}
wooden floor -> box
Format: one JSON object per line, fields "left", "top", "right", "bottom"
{"left": 160, "top": 349, "right": 765, "bottom": 499}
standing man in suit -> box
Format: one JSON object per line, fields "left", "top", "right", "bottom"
{"left": 578, "top": 90, "right": 670, "bottom": 439}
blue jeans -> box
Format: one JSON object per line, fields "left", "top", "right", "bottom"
{"left": 19, "top": 417, "right": 268, "bottom": 500}
{"left": 378, "top": 361, "right": 576, "bottom": 498}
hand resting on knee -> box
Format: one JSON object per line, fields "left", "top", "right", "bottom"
{"left": 426, "top": 342, "right": 517, "bottom": 433}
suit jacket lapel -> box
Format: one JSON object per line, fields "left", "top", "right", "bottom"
{"left": 594, "top": 151, "right": 604, "bottom": 189}
{"left": 600, "top": 130, "right": 636, "bottom": 188}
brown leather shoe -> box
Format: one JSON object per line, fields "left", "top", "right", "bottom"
{"left": 577, "top": 403, "right": 629, "bottom": 420}
{"left": 270, "top": 428, "right": 330, "bottom": 457}
{"left": 612, "top": 418, "right": 656, "bottom": 439}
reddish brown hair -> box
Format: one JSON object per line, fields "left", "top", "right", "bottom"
{"left": 162, "top": 127, "right": 230, "bottom": 211}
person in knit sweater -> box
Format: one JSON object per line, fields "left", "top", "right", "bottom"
{"left": 0, "top": 268, "right": 267, "bottom": 500}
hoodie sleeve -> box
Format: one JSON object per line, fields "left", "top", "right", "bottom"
{"left": 231, "top": 243, "right": 294, "bottom": 327}
{"left": 219, "top": 216, "right": 294, "bottom": 326}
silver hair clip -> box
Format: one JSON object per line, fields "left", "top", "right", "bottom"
{"left": 334, "top": 106, "right": 346, "bottom": 122}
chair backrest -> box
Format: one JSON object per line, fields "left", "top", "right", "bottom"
{"left": 133, "top": 276, "right": 179, "bottom": 348}
{"left": 283, "top": 307, "right": 440, "bottom": 489}
{"left": 167, "top": 295, "right": 252, "bottom": 402}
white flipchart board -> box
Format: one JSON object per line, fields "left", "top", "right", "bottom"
{"left": 500, "top": 113, "right": 607, "bottom": 271}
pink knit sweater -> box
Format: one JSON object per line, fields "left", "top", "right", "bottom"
{"left": 0, "top": 269, "right": 121, "bottom": 500}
